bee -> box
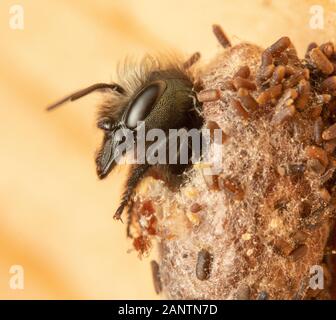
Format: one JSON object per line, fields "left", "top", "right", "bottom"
{"left": 47, "top": 53, "right": 204, "bottom": 226}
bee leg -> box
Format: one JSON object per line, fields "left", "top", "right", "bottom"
{"left": 114, "top": 164, "right": 150, "bottom": 221}
{"left": 126, "top": 199, "right": 135, "bottom": 238}
{"left": 183, "top": 52, "right": 201, "bottom": 70}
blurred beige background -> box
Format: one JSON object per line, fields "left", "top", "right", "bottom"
{"left": 0, "top": 0, "right": 335, "bottom": 299}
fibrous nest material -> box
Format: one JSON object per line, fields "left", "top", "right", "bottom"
{"left": 130, "top": 31, "right": 336, "bottom": 299}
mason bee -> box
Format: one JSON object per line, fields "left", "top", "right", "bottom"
{"left": 47, "top": 53, "right": 204, "bottom": 225}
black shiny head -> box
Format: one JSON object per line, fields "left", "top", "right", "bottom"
{"left": 95, "top": 76, "right": 202, "bottom": 181}
{"left": 95, "top": 80, "right": 168, "bottom": 179}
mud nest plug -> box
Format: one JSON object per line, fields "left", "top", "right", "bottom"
{"left": 130, "top": 25, "right": 336, "bottom": 300}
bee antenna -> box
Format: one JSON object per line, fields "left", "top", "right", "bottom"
{"left": 46, "top": 83, "right": 126, "bottom": 111}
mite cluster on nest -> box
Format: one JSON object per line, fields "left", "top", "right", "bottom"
{"left": 128, "top": 25, "right": 336, "bottom": 299}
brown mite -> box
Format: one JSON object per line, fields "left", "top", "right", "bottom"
{"left": 212, "top": 24, "right": 231, "bottom": 48}
{"left": 196, "top": 249, "right": 213, "bottom": 280}
{"left": 150, "top": 260, "right": 162, "bottom": 294}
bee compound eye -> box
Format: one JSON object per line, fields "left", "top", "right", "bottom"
{"left": 125, "top": 82, "right": 165, "bottom": 128}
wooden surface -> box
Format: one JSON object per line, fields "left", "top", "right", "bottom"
{"left": 0, "top": 0, "right": 335, "bottom": 299}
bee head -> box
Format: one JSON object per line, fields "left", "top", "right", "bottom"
{"left": 95, "top": 75, "right": 202, "bottom": 179}
{"left": 47, "top": 56, "right": 203, "bottom": 181}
